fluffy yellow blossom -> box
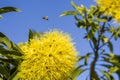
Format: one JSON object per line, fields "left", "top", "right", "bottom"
{"left": 14, "top": 30, "right": 78, "bottom": 80}
{"left": 96, "top": 0, "right": 120, "bottom": 22}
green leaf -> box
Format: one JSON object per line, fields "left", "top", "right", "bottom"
{"left": 85, "top": 24, "right": 99, "bottom": 40}
{"left": 0, "top": 6, "right": 21, "bottom": 14}
{"left": 28, "top": 29, "right": 35, "bottom": 41}
{"left": 71, "top": 1, "right": 86, "bottom": 15}
{"left": 0, "top": 42, "right": 22, "bottom": 57}
{"left": 0, "top": 58, "right": 21, "bottom": 66}
{"left": 88, "top": 6, "right": 96, "bottom": 15}
{"left": 96, "top": 18, "right": 107, "bottom": 22}
{"left": 0, "top": 65, "right": 10, "bottom": 79}
{"left": 0, "top": 32, "right": 22, "bottom": 53}
{"left": 8, "top": 69, "right": 19, "bottom": 80}
{"left": 74, "top": 16, "right": 86, "bottom": 28}
{"left": 116, "top": 70, "right": 120, "bottom": 80}
{"left": 0, "top": 44, "right": 6, "bottom": 50}
{"left": 84, "top": 53, "right": 91, "bottom": 65}
{"left": 109, "top": 26, "right": 115, "bottom": 34}
{"left": 100, "top": 64, "right": 112, "bottom": 69}
{"left": 0, "top": 32, "right": 12, "bottom": 49}
{"left": 78, "top": 56, "right": 85, "bottom": 61}
{"left": 12, "top": 73, "right": 20, "bottom": 80}
{"left": 10, "top": 42, "right": 23, "bottom": 54}
{"left": 100, "top": 70, "right": 114, "bottom": 80}
{"left": 60, "top": 11, "right": 77, "bottom": 16}
{"left": 71, "top": 69, "right": 87, "bottom": 80}
{"left": 71, "top": 1, "right": 80, "bottom": 12}
{"left": 71, "top": 1, "right": 77, "bottom": 8}
{"left": 102, "top": 36, "right": 109, "bottom": 43}
{"left": 28, "top": 29, "right": 44, "bottom": 41}
{"left": 114, "top": 26, "right": 120, "bottom": 40}
{"left": 109, "top": 66, "right": 119, "bottom": 75}
{"left": 0, "top": 50, "right": 22, "bottom": 57}
{"left": 86, "top": 30, "right": 96, "bottom": 40}
{"left": 107, "top": 41, "right": 113, "bottom": 53}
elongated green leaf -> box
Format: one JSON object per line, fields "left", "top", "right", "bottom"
{"left": 10, "top": 42, "right": 23, "bottom": 53}
{"left": 0, "top": 65, "right": 10, "bottom": 79}
{"left": 100, "top": 70, "right": 114, "bottom": 80}
{"left": 107, "top": 41, "right": 113, "bottom": 53}
{"left": 75, "top": 65, "right": 85, "bottom": 70}
{"left": 85, "top": 53, "right": 91, "bottom": 65}
{"left": 0, "top": 43, "right": 22, "bottom": 57}
{"left": 100, "top": 64, "right": 112, "bottom": 69}
{"left": 0, "top": 58, "right": 21, "bottom": 66}
{"left": 71, "top": 69, "right": 87, "bottom": 80}
{"left": 0, "top": 32, "right": 12, "bottom": 49}
{"left": 28, "top": 29, "right": 35, "bottom": 41}
{"left": 85, "top": 25, "right": 99, "bottom": 40}
{"left": 0, "top": 50, "right": 22, "bottom": 57}
{"left": 71, "top": 1, "right": 80, "bottom": 12}
{"left": 109, "top": 26, "right": 115, "bottom": 34}
{"left": 0, "top": 6, "right": 21, "bottom": 14}
{"left": 102, "top": 36, "right": 109, "bottom": 43}
{"left": 28, "top": 29, "right": 44, "bottom": 41}
{"left": 0, "top": 32, "right": 21, "bottom": 53}
{"left": 75, "top": 16, "right": 85, "bottom": 28}
{"left": 116, "top": 70, "right": 120, "bottom": 80}
{"left": 88, "top": 6, "right": 96, "bottom": 14}
{"left": 96, "top": 18, "right": 107, "bottom": 22}
{"left": 60, "top": 11, "right": 77, "bottom": 16}
{"left": 114, "top": 26, "right": 120, "bottom": 40}
{"left": 71, "top": 1, "right": 86, "bottom": 13}
{"left": 78, "top": 56, "right": 85, "bottom": 61}
{"left": 0, "top": 45, "right": 6, "bottom": 50}
{"left": 12, "top": 73, "right": 21, "bottom": 80}
{"left": 8, "top": 69, "right": 18, "bottom": 80}
{"left": 0, "top": 32, "right": 22, "bottom": 51}
{"left": 109, "top": 66, "right": 119, "bottom": 75}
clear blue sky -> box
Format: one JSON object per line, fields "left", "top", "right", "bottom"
{"left": 0, "top": 0, "right": 97, "bottom": 55}
{"left": 0, "top": 0, "right": 120, "bottom": 80}
{"left": 0, "top": 0, "right": 96, "bottom": 55}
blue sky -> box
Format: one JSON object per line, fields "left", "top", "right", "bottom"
{"left": 0, "top": 0, "right": 120, "bottom": 80}
{"left": 0, "top": 0, "right": 96, "bottom": 55}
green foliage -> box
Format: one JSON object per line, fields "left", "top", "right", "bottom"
{"left": 100, "top": 70, "right": 114, "bottom": 80}
{"left": 109, "top": 26, "right": 120, "bottom": 40}
{"left": 0, "top": 32, "right": 22, "bottom": 79}
{"left": 0, "top": 6, "right": 21, "bottom": 18}
{"left": 0, "top": 0, "right": 120, "bottom": 80}
{"left": 61, "top": 1, "right": 120, "bottom": 80}
{"left": 0, "top": 4, "right": 22, "bottom": 80}
{"left": 28, "top": 29, "right": 44, "bottom": 41}
{"left": 71, "top": 68, "right": 87, "bottom": 80}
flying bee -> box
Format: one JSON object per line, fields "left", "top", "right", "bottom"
{"left": 42, "top": 16, "right": 48, "bottom": 20}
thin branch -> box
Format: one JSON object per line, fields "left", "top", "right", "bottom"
{"left": 90, "top": 22, "right": 106, "bottom": 80}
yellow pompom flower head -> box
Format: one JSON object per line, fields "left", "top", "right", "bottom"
{"left": 14, "top": 29, "right": 78, "bottom": 80}
{"left": 96, "top": 0, "right": 120, "bottom": 22}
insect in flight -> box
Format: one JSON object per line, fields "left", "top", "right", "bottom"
{"left": 42, "top": 16, "right": 48, "bottom": 20}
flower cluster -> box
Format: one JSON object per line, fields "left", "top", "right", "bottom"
{"left": 14, "top": 30, "right": 78, "bottom": 80}
{"left": 96, "top": 0, "right": 120, "bottom": 22}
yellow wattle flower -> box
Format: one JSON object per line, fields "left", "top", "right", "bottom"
{"left": 15, "top": 30, "right": 78, "bottom": 80}
{"left": 96, "top": 0, "right": 120, "bottom": 22}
